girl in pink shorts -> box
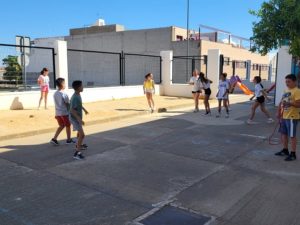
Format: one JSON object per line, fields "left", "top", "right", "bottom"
{"left": 37, "top": 68, "right": 50, "bottom": 109}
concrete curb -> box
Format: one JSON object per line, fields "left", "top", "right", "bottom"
{"left": 0, "top": 103, "right": 193, "bottom": 141}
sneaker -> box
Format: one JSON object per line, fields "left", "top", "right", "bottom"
{"left": 193, "top": 109, "right": 199, "bottom": 113}
{"left": 73, "top": 151, "right": 85, "bottom": 160}
{"left": 76, "top": 144, "right": 88, "bottom": 150}
{"left": 225, "top": 113, "right": 229, "bottom": 118}
{"left": 50, "top": 138, "right": 59, "bottom": 146}
{"left": 216, "top": 113, "right": 221, "bottom": 118}
{"left": 275, "top": 149, "right": 289, "bottom": 156}
{"left": 151, "top": 108, "right": 155, "bottom": 113}
{"left": 285, "top": 153, "right": 297, "bottom": 161}
{"left": 66, "top": 139, "right": 76, "bottom": 144}
{"left": 267, "top": 118, "right": 274, "bottom": 124}
{"left": 203, "top": 112, "right": 211, "bottom": 116}
{"left": 247, "top": 119, "right": 255, "bottom": 125}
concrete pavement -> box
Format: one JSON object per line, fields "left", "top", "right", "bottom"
{"left": 1, "top": 95, "right": 300, "bottom": 225}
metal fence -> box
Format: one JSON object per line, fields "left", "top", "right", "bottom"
{"left": 221, "top": 55, "right": 270, "bottom": 81}
{"left": 67, "top": 49, "right": 162, "bottom": 88}
{"left": 0, "top": 43, "right": 55, "bottom": 92}
{"left": 172, "top": 55, "right": 207, "bottom": 83}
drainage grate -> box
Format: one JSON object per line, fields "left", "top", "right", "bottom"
{"left": 141, "top": 205, "right": 211, "bottom": 225}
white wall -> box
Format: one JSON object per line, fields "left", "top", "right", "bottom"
{"left": 0, "top": 85, "right": 161, "bottom": 110}
{"left": 275, "top": 46, "right": 292, "bottom": 106}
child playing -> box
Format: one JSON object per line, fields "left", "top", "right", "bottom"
{"left": 69, "top": 80, "right": 89, "bottom": 160}
{"left": 275, "top": 74, "right": 300, "bottom": 161}
{"left": 216, "top": 73, "right": 230, "bottom": 118}
{"left": 189, "top": 69, "right": 202, "bottom": 113}
{"left": 143, "top": 73, "right": 155, "bottom": 113}
{"left": 247, "top": 76, "right": 274, "bottom": 124}
{"left": 50, "top": 78, "right": 75, "bottom": 145}
{"left": 37, "top": 68, "right": 50, "bottom": 110}
{"left": 199, "top": 72, "right": 212, "bottom": 115}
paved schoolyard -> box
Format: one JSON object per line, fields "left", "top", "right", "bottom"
{"left": 0, "top": 95, "right": 300, "bottom": 225}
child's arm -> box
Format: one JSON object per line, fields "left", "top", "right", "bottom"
{"left": 250, "top": 95, "right": 255, "bottom": 101}
{"left": 261, "top": 89, "right": 270, "bottom": 101}
{"left": 277, "top": 101, "right": 283, "bottom": 119}
{"left": 152, "top": 80, "right": 155, "bottom": 93}
{"left": 70, "top": 108, "right": 84, "bottom": 125}
{"left": 82, "top": 106, "right": 89, "bottom": 115}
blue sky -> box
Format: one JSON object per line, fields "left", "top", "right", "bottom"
{"left": 1, "top": 0, "right": 264, "bottom": 44}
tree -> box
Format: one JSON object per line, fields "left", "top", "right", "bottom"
{"left": 2, "top": 55, "right": 22, "bottom": 81}
{"left": 250, "top": 0, "right": 300, "bottom": 57}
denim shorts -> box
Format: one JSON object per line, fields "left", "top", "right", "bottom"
{"left": 279, "top": 119, "right": 298, "bottom": 138}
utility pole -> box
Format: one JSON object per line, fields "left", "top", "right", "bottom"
{"left": 186, "top": 0, "right": 190, "bottom": 81}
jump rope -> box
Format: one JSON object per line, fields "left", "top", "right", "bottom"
{"left": 268, "top": 107, "right": 284, "bottom": 146}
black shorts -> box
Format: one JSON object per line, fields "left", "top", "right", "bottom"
{"left": 192, "top": 90, "right": 201, "bottom": 94}
{"left": 256, "top": 96, "right": 265, "bottom": 104}
{"left": 204, "top": 88, "right": 211, "bottom": 96}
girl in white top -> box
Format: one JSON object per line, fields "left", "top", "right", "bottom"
{"left": 189, "top": 69, "right": 202, "bottom": 113}
{"left": 247, "top": 76, "right": 273, "bottom": 124}
{"left": 37, "top": 68, "right": 50, "bottom": 109}
{"left": 199, "top": 72, "right": 212, "bottom": 115}
{"left": 216, "top": 73, "right": 230, "bottom": 118}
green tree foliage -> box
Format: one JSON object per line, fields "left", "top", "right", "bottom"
{"left": 2, "top": 55, "right": 22, "bottom": 81}
{"left": 250, "top": 0, "right": 300, "bottom": 57}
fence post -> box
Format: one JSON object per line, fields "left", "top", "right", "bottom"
{"left": 232, "top": 60, "right": 236, "bottom": 75}
{"left": 53, "top": 40, "right": 69, "bottom": 89}
{"left": 207, "top": 49, "right": 221, "bottom": 98}
{"left": 275, "top": 46, "right": 292, "bottom": 106}
{"left": 246, "top": 60, "right": 251, "bottom": 81}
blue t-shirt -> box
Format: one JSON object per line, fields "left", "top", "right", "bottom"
{"left": 70, "top": 93, "right": 82, "bottom": 120}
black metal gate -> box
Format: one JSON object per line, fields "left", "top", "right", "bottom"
{"left": 0, "top": 43, "right": 56, "bottom": 91}
{"left": 67, "top": 49, "right": 162, "bottom": 87}
{"left": 172, "top": 55, "right": 207, "bottom": 83}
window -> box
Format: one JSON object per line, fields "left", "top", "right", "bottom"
{"left": 176, "top": 35, "right": 183, "bottom": 41}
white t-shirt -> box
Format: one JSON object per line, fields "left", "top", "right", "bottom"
{"left": 53, "top": 90, "right": 70, "bottom": 116}
{"left": 255, "top": 83, "right": 264, "bottom": 98}
{"left": 201, "top": 81, "right": 211, "bottom": 89}
{"left": 217, "top": 80, "right": 229, "bottom": 99}
{"left": 38, "top": 75, "right": 50, "bottom": 87}
{"left": 190, "top": 76, "right": 202, "bottom": 92}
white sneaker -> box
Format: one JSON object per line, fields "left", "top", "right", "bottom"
{"left": 267, "top": 118, "right": 274, "bottom": 123}
{"left": 193, "top": 109, "right": 199, "bottom": 113}
{"left": 225, "top": 114, "right": 229, "bottom": 118}
{"left": 247, "top": 119, "right": 255, "bottom": 125}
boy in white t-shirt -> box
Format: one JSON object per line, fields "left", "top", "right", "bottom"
{"left": 50, "top": 78, "right": 75, "bottom": 145}
{"left": 216, "top": 73, "right": 230, "bottom": 118}
{"left": 189, "top": 69, "right": 202, "bottom": 113}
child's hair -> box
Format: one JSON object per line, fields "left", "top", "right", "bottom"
{"left": 41, "top": 67, "right": 49, "bottom": 75}
{"left": 285, "top": 74, "right": 297, "bottom": 81}
{"left": 253, "top": 76, "right": 262, "bottom": 83}
{"left": 55, "top": 78, "right": 65, "bottom": 88}
{"left": 221, "top": 73, "right": 227, "bottom": 78}
{"left": 72, "top": 80, "right": 83, "bottom": 91}
{"left": 145, "top": 73, "right": 152, "bottom": 79}
{"left": 199, "top": 72, "right": 209, "bottom": 83}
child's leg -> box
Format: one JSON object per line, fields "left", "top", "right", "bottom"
{"left": 150, "top": 94, "right": 155, "bottom": 109}
{"left": 76, "top": 130, "right": 85, "bottom": 151}
{"left": 44, "top": 92, "right": 48, "bottom": 108}
{"left": 281, "top": 134, "right": 289, "bottom": 150}
{"left": 249, "top": 102, "right": 259, "bottom": 120}
{"left": 218, "top": 100, "right": 222, "bottom": 113}
{"left": 195, "top": 93, "right": 200, "bottom": 109}
{"left": 223, "top": 99, "right": 229, "bottom": 114}
{"left": 146, "top": 93, "right": 152, "bottom": 109}
{"left": 260, "top": 104, "right": 272, "bottom": 118}
{"left": 38, "top": 91, "right": 44, "bottom": 108}
{"left": 291, "top": 137, "right": 297, "bottom": 153}
{"left": 53, "top": 125, "right": 65, "bottom": 140}
{"left": 66, "top": 126, "right": 71, "bottom": 140}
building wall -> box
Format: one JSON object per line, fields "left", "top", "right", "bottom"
{"left": 201, "top": 40, "right": 270, "bottom": 80}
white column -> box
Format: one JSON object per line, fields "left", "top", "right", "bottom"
{"left": 207, "top": 49, "right": 221, "bottom": 98}
{"left": 275, "top": 46, "right": 292, "bottom": 106}
{"left": 160, "top": 51, "right": 173, "bottom": 95}
{"left": 54, "top": 40, "right": 69, "bottom": 89}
